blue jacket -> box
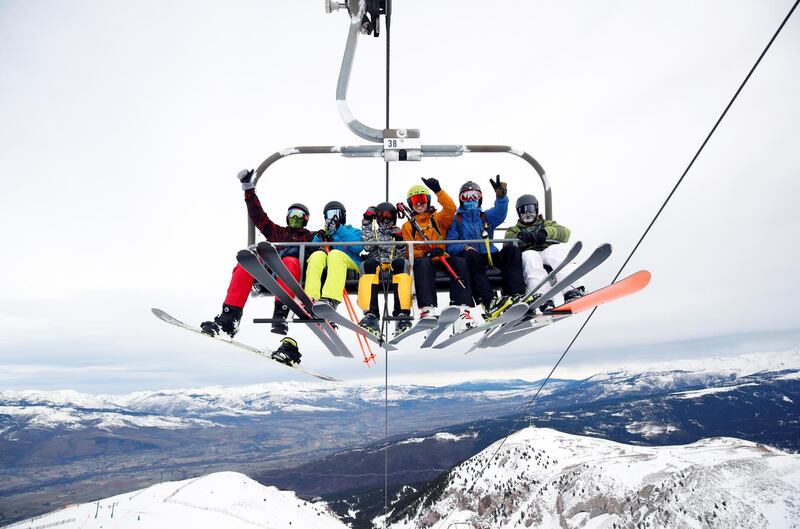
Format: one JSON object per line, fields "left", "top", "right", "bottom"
{"left": 445, "top": 196, "right": 508, "bottom": 255}
{"left": 312, "top": 223, "right": 363, "bottom": 265}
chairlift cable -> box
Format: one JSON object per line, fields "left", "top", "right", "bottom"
{"left": 459, "top": 0, "right": 799, "bottom": 503}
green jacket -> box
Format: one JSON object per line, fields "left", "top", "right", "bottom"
{"left": 505, "top": 217, "right": 571, "bottom": 251}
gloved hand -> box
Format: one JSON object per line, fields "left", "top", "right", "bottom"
{"left": 317, "top": 228, "right": 332, "bottom": 242}
{"left": 518, "top": 229, "right": 547, "bottom": 246}
{"left": 421, "top": 177, "right": 441, "bottom": 193}
{"left": 359, "top": 249, "right": 371, "bottom": 260}
{"left": 489, "top": 174, "right": 507, "bottom": 199}
{"left": 363, "top": 206, "right": 378, "bottom": 223}
{"left": 389, "top": 226, "right": 403, "bottom": 241}
{"left": 325, "top": 218, "right": 339, "bottom": 235}
{"left": 463, "top": 245, "right": 478, "bottom": 254}
{"left": 426, "top": 248, "right": 445, "bottom": 258}
{"left": 237, "top": 169, "right": 255, "bottom": 191}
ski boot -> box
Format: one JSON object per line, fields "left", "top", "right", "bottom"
{"left": 452, "top": 306, "right": 477, "bottom": 335}
{"left": 358, "top": 312, "right": 381, "bottom": 336}
{"left": 418, "top": 306, "right": 437, "bottom": 320}
{"left": 563, "top": 286, "right": 586, "bottom": 304}
{"left": 271, "top": 337, "right": 302, "bottom": 366}
{"left": 271, "top": 302, "right": 290, "bottom": 335}
{"left": 538, "top": 299, "right": 556, "bottom": 313}
{"left": 201, "top": 304, "right": 242, "bottom": 338}
{"left": 482, "top": 295, "right": 512, "bottom": 322}
{"left": 319, "top": 297, "right": 340, "bottom": 329}
{"left": 393, "top": 311, "right": 413, "bottom": 338}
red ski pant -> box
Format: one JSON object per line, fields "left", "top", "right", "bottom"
{"left": 224, "top": 256, "right": 301, "bottom": 309}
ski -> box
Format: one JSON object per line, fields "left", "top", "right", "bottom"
{"left": 388, "top": 317, "right": 438, "bottom": 345}
{"left": 151, "top": 308, "right": 339, "bottom": 382}
{"left": 256, "top": 242, "right": 353, "bottom": 357}
{"left": 483, "top": 270, "right": 651, "bottom": 348}
{"left": 312, "top": 302, "right": 398, "bottom": 351}
{"left": 432, "top": 302, "right": 529, "bottom": 350}
{"left": 478, "top": 243, "right": 612, "bottom": 349}
{"left": 419, "top": 306, "right": 461, "bottom": 348}
{"left": 237, "top": 248, "right": 353, "bottom": 358}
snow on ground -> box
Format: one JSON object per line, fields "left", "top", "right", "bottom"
{"left": 4, "top": 472, "right": 348, "bottom": 529}
{"left": 397, "top": 431, "right": 478, "bottom": 445}
{"left": 672, "top": 383, "right": 760, "bottom": 399}
{"left": 393, "top": 427, "right": 800, "bottom": 529}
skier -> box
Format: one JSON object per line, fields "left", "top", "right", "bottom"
{"left": 201, "top": 169, "right": 313, "bottom": 338}
{"left": 304, "top": 201, "right": 363, "bottom": 312}
{"left": 357, "top": 203, "right": 413, "bottom": 337}
{"left": 446, "top": 176, "right": 526, "bottom": 330}
{"left": 505, "top": 194, "right": 585, "bottom": 311}
{"left": 400, "top": 178, "right": 472, "bottom": 319}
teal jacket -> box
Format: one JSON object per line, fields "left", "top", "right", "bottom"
{"left": 312, "top": 223, "right": 363, "bottom": 265}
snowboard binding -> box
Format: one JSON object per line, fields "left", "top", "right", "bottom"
{"left": 271, "top": 337, "right": 302, "bottom": 366}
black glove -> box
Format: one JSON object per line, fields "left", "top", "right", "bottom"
{"left": 463, "top": 245, "right": 478, "bottom": 253}
{"left": 317, "top": 229, "right": 331, "bottom": 242}
{"left": 389, "top": 226, "right": 403, "bottom": 241}
{"left": 363, "top": 206, "right": 378, "bottom": 221}
{"left": 426, "top": 248, "right": 444, "bottom": 258}
{"left": 489, "top": 174, "right": 507, "bottom": 199}
{"left": 518, "top": 229, "right": 547, "bottom": 246}
{"left": 237, "top": 169, "right": 255, "bottom": 190}
{"left": 421, "top": 177, "right": 441, "bottom": 193}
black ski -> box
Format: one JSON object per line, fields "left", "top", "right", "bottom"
{"left": 419, "top": 306, "right": 460, "bottom": 348}
{"left": 312, "top": 302, "right": 398, "bottom": 351}
{"left": 151, "top": 308, "right": 339, "bottom": 381}
{"left": 236, "top": 249, "right": 352, "bottom": 358}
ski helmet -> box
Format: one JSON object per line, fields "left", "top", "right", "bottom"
{"left": 375, "top": 202, "right": 397, "bottom": 227}
{"left": 323, "top": 200, "right": 347, "bottom": 225}
{"left": 459, "top": 181, "right": 483, "bottom": 207}
{"left": 286, "top": 202, "right": 310, "bottom": 228}
{"left": 515, "top": 194, "right": 539, "bottom": 219}
{"left": 406, "top": 184, "right": 431, "bottom": 210}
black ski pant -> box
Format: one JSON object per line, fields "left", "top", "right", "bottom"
{"left": 362, "top": 258, "right": 408, "bottom": 316}
{"left": 413, "top": 255, "right": 473, "bottom": 308}
{"left": 463, "top": 245, "right": 526, "bottom": 304}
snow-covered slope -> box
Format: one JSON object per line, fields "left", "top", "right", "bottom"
{"left": 3, "top": 471, "right": 347, "bottom": 529}
{"left": 389, "top": 428, "right": 800, "bottom": 529}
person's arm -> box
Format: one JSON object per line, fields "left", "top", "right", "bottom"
{"left": 504, "top": 225, "right": 521, "bottom": 249}
{"left": 542, "top": 219, "right": 571, "bottom": 243}
{"left": 432, "top": 189, "right": 457, "bottom": 234}
{"left": 484, "top": 195, "right": 509, "bottom": 229}
{"left": 445, "top": 219, "right": 465, "bottom": 256}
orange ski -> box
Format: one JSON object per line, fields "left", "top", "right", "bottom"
{"left": 550, "top": 270, "right": 651, "bottom": 315}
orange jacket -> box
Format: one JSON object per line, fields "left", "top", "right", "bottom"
{"left": 401, "top": 189, "right": 457, "bottom": 258}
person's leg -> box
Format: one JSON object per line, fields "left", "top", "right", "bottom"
{"left": 520, "top": 249, "right": 547, "bottom": 294}
{"left": 464, "top": 250, "right": 493, "bottom": 305}
{"left": 413, "top": 257, "right": 437, "bottom": 310}
{"left": 304, "top": 251, "right": 328, "bottom": 301}
{"left": 542, "top": 244, "right": 586, "bottom": 290}
{"left": 271, "top": 256, "right": 303, "bottom": 335}
{"left": 358, "top": 258, "right": 380, "bottom": 314}
{"left": 390, "top": 258, "right": 412, "bottom": 317}
{"left": 498, "top": 245, "right": 526, "bottom": 296}
{"left": 444, "top": 256, "right": 474, "bottom": 307}
{"left": 321, "top": 249, "right": 358, "bottom": 302}
{"left": 223, "top": 263, "right": 255, "bottom": 309}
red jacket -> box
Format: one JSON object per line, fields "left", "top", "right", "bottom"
{"left": 245, "top": 190, "right": 313, "bottom": 257}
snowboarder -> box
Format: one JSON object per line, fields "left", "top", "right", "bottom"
{"left": 505, "top": 193, "right": 585, "bottom": 311}
{"left": 304, "top": 201, "right": 363, "bottom": 311}
{"left": 201, "top": 169, "right": 313, "bottom": 338}
{"left": 357, "top": 202, "right": 413, "bottom": 337}
{"left": 400, "top": 178, "right": 472, "bottom": 320}
{"left": 446, "top": 176, "right": 526, "bottom": 330}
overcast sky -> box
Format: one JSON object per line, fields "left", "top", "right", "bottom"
{"left": 1, "top": 0, "right": 798, "bottom": 394}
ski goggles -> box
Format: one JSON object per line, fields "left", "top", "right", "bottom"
{"left": 459, "top": 189, "right": 482, "bottom": 202}
{"left": 325, "top": 208, "right": 343, "bottom": 221}
{"left": 516, "top": 203, "right": 538, "bottom": 216}
{"left": 408, "top": 193, "right": 429, "bottom": 208}
{"left": 287, "top": 208, "right": 308, "bottom": 220}
{"left": 378, "top": 210, "right": 396, "bottom": 224}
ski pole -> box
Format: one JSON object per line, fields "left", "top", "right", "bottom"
{"left": 396, "top": 202, "right": 467, "bottom": 289}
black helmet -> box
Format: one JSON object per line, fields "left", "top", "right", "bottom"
{"left": 375, "top": 202, "right": 397, "bottom": 227}
{"left": 459, "top": 181, "right": 483, "bottom": 207}
{"left": 286, "top": 202, "right": 310, "bottom": 228}
{"left": 516, "top": 194, "right": 539, "bottom": 223}
{"left": 323, "top": 200, "right": 347, "bottom": 225}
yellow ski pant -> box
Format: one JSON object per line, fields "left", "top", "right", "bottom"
{"left": 304, "top": 249, "right": 360, "bottom": 302}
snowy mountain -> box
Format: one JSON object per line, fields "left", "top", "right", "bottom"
{"left": 387, "top": 427, "right": 800, "bottom": 529}
{"left": 3, "top": 471, "right": 347, "bottom": 529}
